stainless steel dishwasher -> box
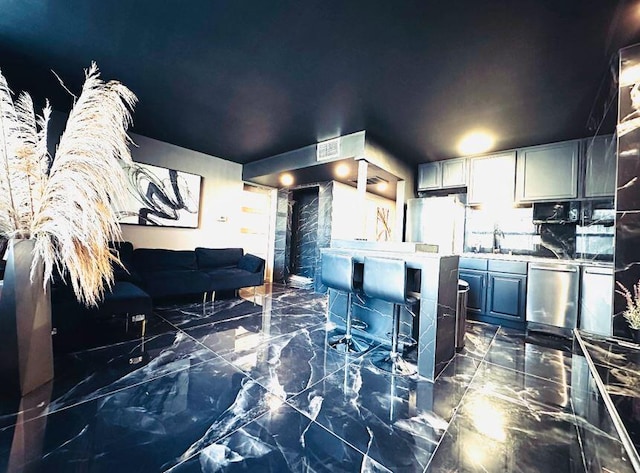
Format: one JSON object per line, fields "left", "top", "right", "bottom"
{"left": 579, "top": 265, "right": 614, "bottom": 336}
{"left": 526, "top": 262, "right": 580, "bottom": 337}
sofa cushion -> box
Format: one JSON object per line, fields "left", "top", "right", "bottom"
{"left": 100, "top": 282, "right": 152, "bottom": 317}
{"left": 140, "top": 269, "right": 211, "bottom": 298}
{"left": 134, "top": 248, "right": 198, "bottom": 272}
{"left": 237, "top": 253, "right": 264, "bottom": 273}
{"left": 109, "top": 241, "right": 134, "bottom": 262}
{"left": 51, "top": 281, "right": 151, "bottom": 331}
{"left": 195, "top": 247, "right": 243, "bottom": 270}
{"left": 205, "top": 268, "right": 263, "bottom": 291}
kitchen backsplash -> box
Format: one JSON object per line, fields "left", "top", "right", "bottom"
{"left": 464, "top": 204, "right": 614, "bottom": 260}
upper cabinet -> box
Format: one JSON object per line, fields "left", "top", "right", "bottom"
{"left": 467, "top": 152, "right": 516, "bottom": 205}
{"left": 584, "top": 135, "right": 616, "bottom": 198}
{"left": 420, "top": 136, "right": 615, "bottom": 202}
{"left": 417, "top": 158, "right": 466, "bottom": 191}
{"left": 417, "top": 162, "right": 441, "bottom": 191}
{"left": 442, "top": 158, "right": 467, "bottom": 188}
{"left": 515, "top": 140, "right": 581, "bottom": 202}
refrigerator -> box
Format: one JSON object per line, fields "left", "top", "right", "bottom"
{"left": 405, "top": 196, "right": 466, "bottom": 254}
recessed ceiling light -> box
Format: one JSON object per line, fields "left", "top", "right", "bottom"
{"left": 376, "top": 181, "right": 388, "bottom": 192}
{"left": 335, "top": 163, "right": 350, "bottom": 178}
{"left": 279, "top": 173, "right": 294, "bottom": 186}
{"left": 458, "top": 131, "right": 495, "bottom": 156}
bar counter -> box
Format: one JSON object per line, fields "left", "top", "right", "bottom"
{"left": 321, "top": 241, "right": 459, "bottom": 381}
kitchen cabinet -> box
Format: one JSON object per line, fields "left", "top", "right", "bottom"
{"left": 459, "top": 257, "right": 488, "bottom": 316}
{"left": 417, "top": 158, "right": 466, "bottom": 191}
{"left": 583, "top": 135, "right": 616, "bottom": 198}
{"left": 515, "top": 140, "right": 581, "bottom": 201}
{"left": 442, "top": 158, "right": 467, "bottom": 188}
{"left": 459, "top": 269, "right": 486, "bottom": 315}
{"left": 417, "top": 162, "right": 441, "bottom": 191}
{"left": 467, "top": 152, "right": 516, "bottom": 205}
{"left": 459, "top": 257, "right": 527, "bottom": 326}
{"left": 486, "top": 272, "right": 527, "bottom": 322}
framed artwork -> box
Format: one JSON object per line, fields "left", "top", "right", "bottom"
{"left": 117, "top": 162, "right": 202, "bottom": 228}
{"left": 376, "top": 207, "right": 391, "bottom": 242}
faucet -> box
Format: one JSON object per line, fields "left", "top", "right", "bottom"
{"left": 493, "top": 224, "right": 504, "bottom": 253}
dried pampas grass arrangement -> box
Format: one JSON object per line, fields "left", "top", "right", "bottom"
{"left": 0, "top": 63, "right": 136, "bottom": 306}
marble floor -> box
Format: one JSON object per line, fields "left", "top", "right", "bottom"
{"left": 0, "top": 284, "right": 598, "bottom": 472}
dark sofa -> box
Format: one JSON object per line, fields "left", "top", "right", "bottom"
{"left": 132, "top": 246, "right": 265, "bottom": 298}
{"left": 51, "top": 243, "right": 266, "bottom": 347}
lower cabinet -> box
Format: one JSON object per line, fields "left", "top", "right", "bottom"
{"left": 486, "top": 272, "right": 527, "bottom": 322}
{"left": 459, "top": 269, "right": 486, "bottom": 315}
{"left": 459, "top": 258, "right": 527, "bottom": 327}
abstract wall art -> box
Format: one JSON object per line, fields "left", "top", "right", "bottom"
{"left": 117, "top": 162, "right": 202, "bottom": 228}
{"left": 376, "top": 206, "right": 391, "bottom": 242}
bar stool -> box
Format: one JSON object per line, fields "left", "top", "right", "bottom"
{"left": 363, "top": 256, "right": 416, "bottom": 376}
{"left": 321, "top": 252, "right": 369, "bottom": 353}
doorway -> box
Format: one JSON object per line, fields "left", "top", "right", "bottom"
{"left": 289, "top": 187, "right": 319, "bottom": 284}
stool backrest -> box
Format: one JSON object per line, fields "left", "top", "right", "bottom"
{"left": 363, "top": 256, "right": 407, "bottom": 304}
{"left": 321, "top": 253, "right": 355, "bottom": 292}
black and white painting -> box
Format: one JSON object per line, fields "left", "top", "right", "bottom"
{"left": 117, "top": 162, "right": 201, "bottom": 228}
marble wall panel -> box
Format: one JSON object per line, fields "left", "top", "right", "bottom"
{"left": 435, "top": 256, "right": 458, "bottom": 375}
{"left": 314, "top": 182, "right": 333, "bottom": 293}
{"left": 290, "top": 188, "right": 318, "bottom": 279}
{"left": 465, "top": 206, "right": 613, "bottom": 260}
{"left": 274, "top": 183, "right": 332, "bottom": 289}
{"left": 615, "top": 44, "right": 640, "bottom": 325}
{"left": 273, "top": 189, "right": 291, "bottom": 282}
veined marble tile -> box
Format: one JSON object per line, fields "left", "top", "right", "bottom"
{"left": 470, "top": 361, "right": 572, "bottom": 413}
{"left": 0, "top": 324, "right": 214, "bottom": 430}
{"left": 185, "top": 304, "right": 327, "bottom": 356}
{"left": 484, "top": 327, "right": 573, "bottom": 383}
{"left": 287, "top": 354, "right": 479, "bottom": 472}
{"left": 458, "top": 320, "right": 499, "bottom": 360}
{"left": 426, "top": 387, "right": 584, "bottom": 472}
{"left": 155, "top": 298, "right": 264, "bottom": 330}
{"left": 217, "top": 325, "right": 363, "bottom": 399}
{"left": 0, "top": 357, "right": 273, "bottom": 473}
{"left": 169, "top": 404, "right": 392, "bottom": 472}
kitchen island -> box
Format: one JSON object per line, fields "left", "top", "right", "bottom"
{"left": 321, "top": 240, "right": 459, "bottom": 381}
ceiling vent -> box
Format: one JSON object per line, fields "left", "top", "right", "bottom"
{"left": 316, "top": 138, "right": 341, "bottom": 161}
{"left": 350, "top": 176, "right": 387, "bottom": 185}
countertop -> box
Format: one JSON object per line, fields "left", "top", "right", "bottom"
{"left": 574, "top": 330, "right": 640, "bottom": 470}
{"left": 461, "top": 252, "right": 614, "bottom": 268}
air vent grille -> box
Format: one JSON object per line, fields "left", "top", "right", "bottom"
{"left": 316, "top": 138, "right": 341, "bottom": 161}
{"left": 350, "top": 176, "right": 387, "bottom": 185}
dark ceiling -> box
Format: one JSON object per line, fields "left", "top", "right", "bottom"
{"left": 1, "top": 1, "right": 639, "bottom": 167}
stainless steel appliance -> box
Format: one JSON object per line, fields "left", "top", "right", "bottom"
{"left": 405, "top": 196, "right": 465, "bottom": 253}
{"left": 579, "top": 265, "right": 613, "bottom": 336}
{"left": 532, "top": 201, "right": 580, "bottom": 224}
{"left": 526, "top": 262, "right": 580, "bottom": 336}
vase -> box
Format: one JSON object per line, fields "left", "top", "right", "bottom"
{"left": 0, "top": 238, "right": 53, "bottom": 396}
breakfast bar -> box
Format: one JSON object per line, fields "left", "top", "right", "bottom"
{"left": 321, "top": 240, "right": 459, "bottom": 381}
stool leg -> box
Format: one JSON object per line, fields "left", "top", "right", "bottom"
{"left": 373, "top": 304, "right": 416, "bottom": 376}
{"left": 344, "top": 293, "right": 353, "bottom": 341}
{"left": 389, "top": 304, "right": 400, "bottom": 362}
{"left": 328, "top": 292, "right": 369, "bottom": 353}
